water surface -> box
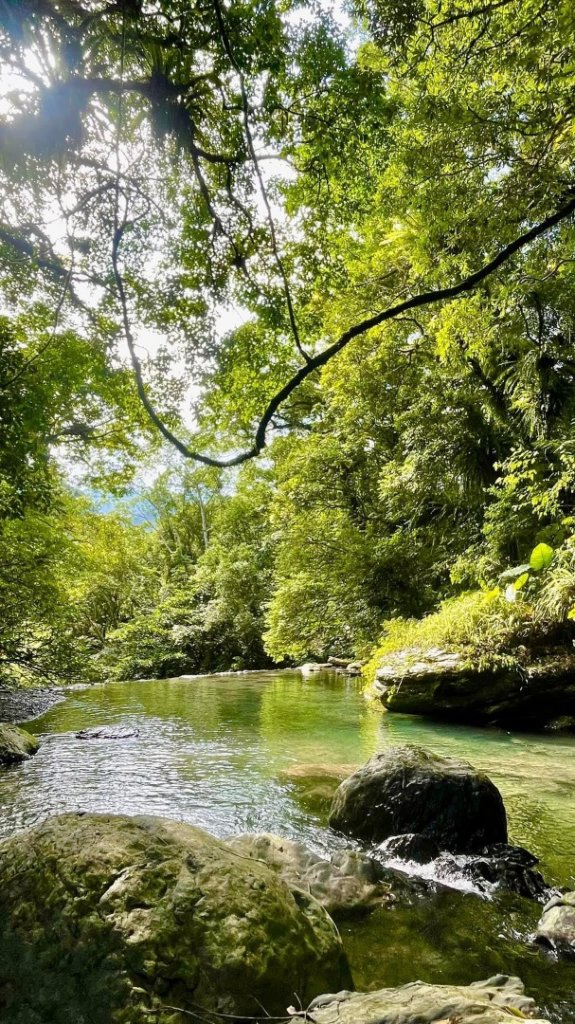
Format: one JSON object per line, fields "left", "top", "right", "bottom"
{"left": 1, "top": 671, "right": 574, "bottom": 1020}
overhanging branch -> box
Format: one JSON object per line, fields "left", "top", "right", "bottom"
{"left": 112, "top": 191, "right": 575, "bottom": 468}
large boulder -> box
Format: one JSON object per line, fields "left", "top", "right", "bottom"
{"left": 309, "top": 975, "right": 550, "bottom": 1024}
{"left": 227, "top": 833, "right": 392, "bottom": 918}
{"left": 536, "top": 891, "right": 575, "bottom": 956}
{"left": 0, "top": 722, "right": 39, "bottom": 765}
{"left": 0, "top": 814, "right": 350, "bottom": 1023}
{"left": 373, "top": 646, "right": 575, "bottom": 729}
{"left": 329, "top": 745, "right": 507, "bottom": 852}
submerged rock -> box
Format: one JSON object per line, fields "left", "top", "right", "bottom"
{"left": 373, "top": 645, "right": 575, "bottom": 728}
{"left": 75, "top": 724, "right": 139, "bottom": 740}
{"left": 536, "top": 891, "right": 575, "bottom": 956}
{"left": 281, "top": 762, "right": 357, "bottom": 814}
{"left": 0, "top": 813, "right": 350, "bottom": 1023}
{"left": 0, "top": 722, "right": 39, "bottom": 765}
{"left": 309, "top": 975, "right": 550, "bottom": 1023}
{"left": 329, "top": 745, "right": 507, "bottom": 852}
{"left": 227, "top": 832, "right": 393, "bottom": 918}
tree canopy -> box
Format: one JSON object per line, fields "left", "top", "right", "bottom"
{"left": 2, "top": 0, "right": 575, "bottom": 682}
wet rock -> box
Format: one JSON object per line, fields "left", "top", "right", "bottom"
{"left": 425, "top": 845, "right": 550, "bottom": 900}
{"left": 75, "top": 724, "right": 139, "bottom": 740}
{"left": 227, "top": 832, "right": 393, "bottom": 918}
{"left": 536, "top": 891, "right": 575, "bottom": 956}
{"left": 309, "top": 975, "right": 550, "bottom": 1024}
{"left": 0, "top": 813, "right": 350, "bottom": 1023}
{"left": 455, "top": 844, "right": 551, "bottom": 900}
{"left": 379, "top": 832, "right": 441, "bottom": 864}
{"left": 373, "top": 645, "right": 575, "bottom": 729}
{"left": 329, "top": 745, "right": 507, "bottom": 852}
{"left": 0, "top": 723, "right": 39, "bottom": 765}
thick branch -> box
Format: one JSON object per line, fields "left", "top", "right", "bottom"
{"left": 113, "top": 192, "right": 575, "bottom": 468}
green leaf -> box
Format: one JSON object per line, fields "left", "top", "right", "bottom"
{"left": 529, "top": 543, "right": 554, "bottom": 572}
{"left": 513, "top": 572, "right": 530, "bottom": 591}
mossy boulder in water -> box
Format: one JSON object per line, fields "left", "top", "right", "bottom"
{"left": 0, "top": 722, "right": 39, "bottom": 765}
{"left": 309, "top": 975, "right": 550, "bottom": 1024}
{"left": 227, "top": 832, "right": 390, "bottom": 918}
{"left": 373, "top": 646, "right": 575, "bottom": 729}
{"left": 0, "top": 813, "right": 351, "bottom": 1024}
{"left": 329, "top": 745, "right": 507, "bottom": 852}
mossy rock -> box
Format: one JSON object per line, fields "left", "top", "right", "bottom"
{"left": 329, "top": 745, "right": 507, "bottom": 852}
{"left": 0, "top": 723, "right": 39, "bottom": 765}
{"left": 0, "top": 813, "right": 351, "bottom": 1024}
{"left": 310, "top": 975, "right": 550, "bottom": 1024}
{"left": 227, "top": 833, "right": 389, "bottom": 918}
{"left": 373, "top": 646, "right": 575, "bottom": 729}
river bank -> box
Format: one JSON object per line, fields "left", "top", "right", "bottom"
{"left": 0, "top": 686, "right": 65, "bottom": 724}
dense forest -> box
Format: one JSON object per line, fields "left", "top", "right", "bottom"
{"left": 2, "top": 0, "right": 575, "bottom": 686}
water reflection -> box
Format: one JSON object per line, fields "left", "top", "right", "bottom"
{"left": 1, "top": 671, "right": 574, "bottom": 879}
{"left": 1, "top": 671, "right": 574, "bottom": 1021}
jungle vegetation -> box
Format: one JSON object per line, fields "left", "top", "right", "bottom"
{"left": 2, "top": 0, "right": 575, "bottom": 683}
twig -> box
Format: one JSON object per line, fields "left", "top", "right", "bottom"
{"left": 211, "top": 0, "right": 311, "bottom": 364}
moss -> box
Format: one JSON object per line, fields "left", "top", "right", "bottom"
{"left": 363, "top": 590, "right": 538, "bottom": 687}
{"left": 0, "top": 723, "right": 39, "bottom": 765}
{"left": 0, "top": 813, "right": 350, "bottom": 1024}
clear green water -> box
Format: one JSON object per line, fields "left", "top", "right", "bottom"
{"left": 1, "top": 670, "right": 575, "bottom": 1021}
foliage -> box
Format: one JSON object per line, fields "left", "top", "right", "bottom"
{"left": 3, "top": 0, "right": 575, "bottom": 682}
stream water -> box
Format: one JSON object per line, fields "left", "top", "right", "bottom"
{"left": 1, "top": 670, "right": 575, "bottom": 1020}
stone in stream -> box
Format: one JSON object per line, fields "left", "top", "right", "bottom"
{"left": 308, "top": 975, "right": 550, "bottom": 1024}
{"left": 372, "top": 645, "right": 575, "bottom": 729}
{"left": 0, "top": 722, "right": 39, "bottom": 765}
{"left": 75, "top": 724, "right": 139, "bottom": 740}
{"left": 378, "top": 835, "right": 551, "bottom": 900}
{"left": 329, "top": 745, "right": 508, "bottom": 852}
{"left": 0, "top": 813, "right": 350, "bottom": 1024}
{"left": 451, "top": 843, "right": 551, "bottom": 901}
{"left": 280, "top": 761, "right": 357, "bottom": 815}
{"left": 227, "top": 832, "right": 395, "bottom": 918}
{"left": 379, "top": 832, "right": 441, "bottom": 864}
{"left": 536, "top": 891, "right": 575, "bottom": 956}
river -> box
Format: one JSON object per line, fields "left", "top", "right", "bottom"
{"left": 1, "top": 670, "right": 574, "bottom": 1021}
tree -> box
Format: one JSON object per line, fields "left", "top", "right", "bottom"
{"left": 1, "top": 0, "right": 574, "bottom": 469}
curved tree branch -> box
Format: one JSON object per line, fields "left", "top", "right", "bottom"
{"left": 112, "top": 191, "right": 575, "bottom": 468}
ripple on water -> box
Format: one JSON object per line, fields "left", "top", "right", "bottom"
{"left": 0, "top": 671, "right": 574, "bottom": 1022}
